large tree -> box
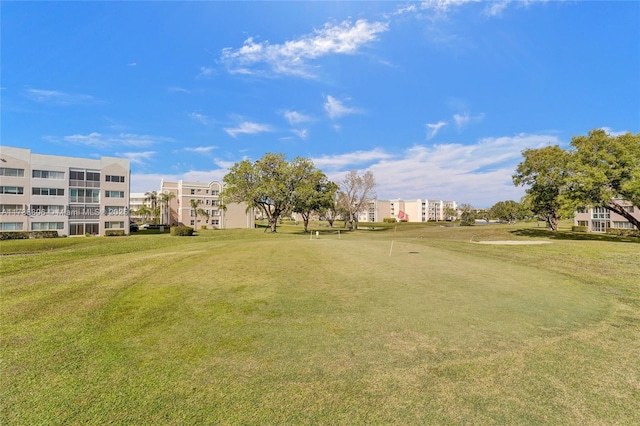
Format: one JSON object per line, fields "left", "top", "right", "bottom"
{"left": 512, "top": 145, "right": 571, "bottom": 231}
{"left": 489, "top": 200, "right": 526, "bottom": 223}
{"left": 222, "top": 153, "right": 321, "bottom": 233}
{"left": 291, "top": 170, "right": 338, "bottom": 233}
{"left": 189, "top": 199, "right": 208, "bottom": 230}
{"left": 567, "top": 129, "right": 640, "bottom": 230}
{"left": 337, "top": 170, "right": 376, "bottom": 231}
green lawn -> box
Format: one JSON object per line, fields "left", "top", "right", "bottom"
{"left": 1, "top": 223, "right": 639, "bottom": 424}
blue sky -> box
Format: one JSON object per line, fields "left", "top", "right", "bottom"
{"left": 2, "top": 1, "right": 638, "bottom": 207}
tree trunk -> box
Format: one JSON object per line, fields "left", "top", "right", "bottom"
{"left": 546, "top": 214, "right": 559, "bottom": 232}
{"left": 268, "top": 216, "right": 278, "bottom": 232}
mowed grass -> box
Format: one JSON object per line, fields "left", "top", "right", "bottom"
{"left": 1, "top": 223, "right": 639, "bottom": 424}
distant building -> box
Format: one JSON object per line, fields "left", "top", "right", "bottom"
{"left": 574, "top": 200, "right": 639, "bottom": 232}
{"left": 1, "top": 146, "right": 130, "bottom": 236}
{"left": 358, "top": 199, "right": 458, "bottom": 223}
{"left": 160, "top": 180, "right": 254, "bottom": 229}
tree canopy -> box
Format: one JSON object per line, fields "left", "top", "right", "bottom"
{"left": 222, "top": 153, "right": 334, "bottom": 232}
{"left": 512, "top": 145, "right": 571, "bottom": 231}
{"left": 337, "top": 170, "right": 376, "bottom": 231}
{"left": 513, "top": 129, "right": 640, "bottom": 231}
{"left": 566, "top": 129, "right": 640, "bottom": 229}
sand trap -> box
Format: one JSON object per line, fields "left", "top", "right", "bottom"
{"left": 474, "top": 240, "right": 551, "bottom": 245}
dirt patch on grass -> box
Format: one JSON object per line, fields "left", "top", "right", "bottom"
{"left": 474, "top": 240, "right": 552, "bottom": 245}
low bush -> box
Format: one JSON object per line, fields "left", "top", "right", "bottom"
{"left": 606, "top": 228, "right": 640, "bottom": 238}
{"left": 572, "top": 225, "right": 588, "bottom": 233}
{"left": 383, "top": 218, "right": 396, "bottom": 223}
{"left": 30, "top": 231, "right": 60, "bottom": 239}
{"left": 105, "top": 230, "right": 126, "bottom": 237}
{"left": 0, "top": 231, "right": 30, "bottom": 240}
{"left": 170, "top": 226, "right": 194, "bottom": 236}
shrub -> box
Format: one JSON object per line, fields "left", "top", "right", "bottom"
{"left": 0, "top": 231, "right": 30, "bottom": 240}
{"left": 105, "top": 230, "right": 126, "bottom": 237}
{"left": 30, "top": 231, "right": 60, "bottom": 239}
{"left": 572, "top": 225, "right": 588, "bottom": 233}
{"left": 383, "top": 218, "right": 396, "bottom": 223}
{"left": 606, "top": 228, "right": 640, "bottom": 238}
{"left": 200, "top": 225, "right": 207, "bottom": 230}
{"left": 170, "top": 226, "right": 194, "bottom": 236}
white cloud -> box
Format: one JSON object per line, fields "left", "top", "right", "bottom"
{"left": 197, "top": 66, "right": 215, "bottom": 79}
{"left": 311, "top": 133, "right": 556, "bottom": 207}
{"left": 224, "top": 121, "right": 273, "bottom": 138}
{"left": 324, "top": 95, "right": 359, "bottom": 119}
{"left": 190, "top": 112, "right": 209, "bottom": 125}
{"left": 116, "top": 151, "right": 156, "bottom": 165}
{"left": 291, "top": 129, "right": 309, "bottom": 140}
{"left": 312, "top": 148, "right": 393, "bottom": 170}
{"left": 283, "top": 110, "right": 312, "bottom": 125}
{"left": 26, "top": 88, "right": 96, "bottom": 105}
{"left": 184, "top": 146, "right": 217, "bottom": 153}
{"left": 220, "top": 19, "right": 389, "bottom": 78}
{"left": 453, "top": 112, "right": 471, "bottom": 128}
{"left": 483, "top": 1, "right": 511, "bottom": 17}
{"left": 56, "top": 132, "right": 170, "bottom": 148}
{"left": 426, "top": 121, "right": 448, "bottom": 139}
{"left": 599, "top": 127, "right": 629, "bottom": 137}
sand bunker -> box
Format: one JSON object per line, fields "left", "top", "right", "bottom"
{"left": 474, "top": 240, "right": 551, "bottom": 245}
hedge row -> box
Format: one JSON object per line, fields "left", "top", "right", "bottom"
{"left": 572, "top": 225, "right": 588, "bottom": 233}
{"left": 0, "top": 231, "right": 60, "bottom": 240}
{"left": 170, "top": 226, "right": 194, "bottom": 236}
{"left": 105, "top": 230, "right": 126, "bottom": 237}
{"left": 606, "top": 228, "right": 640, "bottom": 238}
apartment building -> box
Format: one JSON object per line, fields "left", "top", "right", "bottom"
{"left": 160, "top": 180, "right": 254, "bottom": 229}
{"left": 0, "top": 146, "right": 130, "bottom": 236}
{"left": 359, "top": 199, "right": 458, "bottom": 223}
{"left": 574, "top": 200, "right": 640, "bottom": 232}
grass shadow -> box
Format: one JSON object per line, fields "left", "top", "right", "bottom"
{"left": 510, "top": 228, "right": 640, "bottom": 244}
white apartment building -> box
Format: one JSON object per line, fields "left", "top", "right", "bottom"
{"left": 160, "top": 180, "right": 254, "bottom": 229}
{"left": 0, "top": 146, "right": 130, "bottom": 236}
{"left": 574, "top": 200, "right": 640, "bottom": 233}
{"left": 359, "top": 199, "right": 459, "bottom": 223}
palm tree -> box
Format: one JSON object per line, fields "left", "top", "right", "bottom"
{"left": 160, "top": 191, "right": 176, "bottom": 224}
{"left": 189, "top": 199, "right": 209, "bottom": 230}
{"left": 135, "top": 205, "right": 152, "bottom": 223}
{"left": 145, "top": 191, "right": 159, "bottom": 223}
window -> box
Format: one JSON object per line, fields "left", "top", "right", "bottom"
{"left": 577, "top": 220, "right": 588, "bottom": 227}
{"left": 86, "top": 172, "right": 100, "bottom": 181}
{"left": 1, "top": 204, "right": 23, "bottom": 214}
{"left": 1, "top": 222, "right": 24, "bottom": 230}
{"left": 70, "top": 170, "right": 85, "bottom": 180}
{"left": 190, "top": 220, "right": 195, "bottom": 225}
{"left": 31, "top": 222, "right": 64, "bottom": 230}
{"left": 105, "top": 175, "right": 125, "bottom": 183}
{"left": 0, "top": 186, "right": 24, "bottom": 195}
{"left": 0, "top": 167, "right": 25, "bottom": 177}
{"left": 70, "top": 189, "right": 99, "bottom": 203}
{"left": 105, "top": 190, "right": 124, "bottom": 198}
{"left": 211, "top": 190, "right": 219, "bottom": 196}
{"left": 612, "top": 221, "right": 634, "bottom": 229}
{"left": 576, "top": 207, "right": 587, "bottom": 214}
{"left": 32, "top": 188, "right": 65, "bottom": 196}
{"left": 32, "top": 170, "right": 65, "bottom": 179}
{"left": 105, "top": 221, "right": 124, "bottom": 229}
{"left": 212, "top": 219, "right": 219, "bottom": 226}
{"left": 623, "top": 206, "right": 635, "bottom": 213}
{"left": 190, "top": 209, "right": 196, "bottom": 217}
{"left": 592, "top": 207, "right": 610, "bottom": 219}
{"left": 190, "top": 189, "right": 195, "bottom": 195}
